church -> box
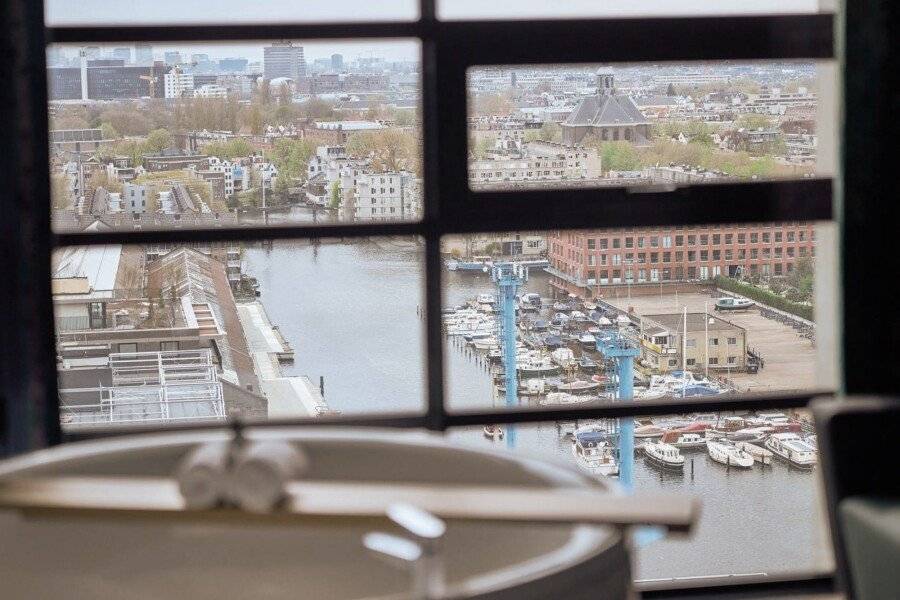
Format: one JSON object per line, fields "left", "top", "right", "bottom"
{"left": 561, "top": 69, "right": 652, "bottom": 146}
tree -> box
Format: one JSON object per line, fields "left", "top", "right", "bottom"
{"left": 666, "top": 83, "right": 676, "bottom": 96}
{"left": 328, "top": 180, "right": 341, "bottom": 210}
{"left": 270, "top": 138, "right": 315, "bottom": 184}
{"left": 539, "top": 121, "right": 562, "bottom": 142}
{"left": 100, "top": 122, "right": 120, "bottom": 140}
{"left": 589, "top": 141, "right": 642, "bottom": 172}
{"left": 272, "top": 175, "right": 292, "bottom": 207}
{"left": 203, "top": 138, "right": 254, "bottom": 160}
{"left": 50, "top": 173, "right": 73, "bottom": 210}
{"left": 736, "top": 114, "right": 775, "bottom": 130}
{"left": 474, "top": 92, "right": 513, "bottom": 117}
{"left": 346, "top": 129, "right": 420, "bottom": 174}
{"left": 144, "top": 128, "right": 173, "bottom": 154}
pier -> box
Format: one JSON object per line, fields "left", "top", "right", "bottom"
{"left": 236, "top": 301, "right": 329, "bottom": 418}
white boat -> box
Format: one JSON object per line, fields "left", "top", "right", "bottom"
{"left": 643, "top": 442, "right": 685, "bottom": 470}
{"left": 714, "top": 296, "right": 754, "bottom": 311}
{"left": 483, "top": 425, "right": 504, "bottom": 440}
{"left": 765, "top": 433, "right": 817, "bottom": 468}
{"left": 550, "top": 347, "right": 576, "bottom": 368}
{"left": 634, "top": 424, "right": 666, "bottom": 439}
{"left": 735, "top": 441, "right": 773, "bottom": 465}
{"left": 540, "top": 392, "right": 596, "bottom": 407}
{"left": 578, "top": 333, "right": 597, "bottom": 349}
{"left": 660, "top": 431, "right": 708, "bottom": 450}
{"left": 706, "top": 439, "right": 754, "bottom": 469}
{"left": 572, "top": 429, "right": 619, "bottom": 477}
{"left": 476, "top": 293, "right": 496, "bottom": 305}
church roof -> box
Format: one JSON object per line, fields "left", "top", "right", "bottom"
{"left": 563, "top": 94, "right": 649, "bottom": 127}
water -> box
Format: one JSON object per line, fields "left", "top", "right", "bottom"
{"left": 242, "top": 236, "right": 831, "bottom": 581}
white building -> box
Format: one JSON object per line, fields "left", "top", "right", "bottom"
{"left": 353, "top": 172, "right": 420, "bottom": 221}
{"left": 195, "top": 84, "right": 228, "bottom": 99}
{"left": 163, "top": 72, "right": 194, "bottom": 98}
{"left": 207, "top": 157, "right": 235, "bottom": 197}
{"left": 469, "top": 139, "right": 601, "bottom": 185}
{"left": 123, "top": 183, "right": 149, "bottom": 215}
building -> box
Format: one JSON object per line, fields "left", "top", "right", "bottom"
{"left": 546, "top": 224, "right": 817, "bottom": 298}
{"left": 142, "top": 150, "right": 209, "bottom": 172}
{"left": 638, "top": 312, "right": 748, "bottom": 374}
{"left": 135, "top": 44, "right": 153, "bottom": 64}
{"left": 207, "top": 157, "right": 235, "bottom": 197}
{"left": 331, "top": 53, "right": 343, "bottom": 71}
{"left": 164, "top": 51, "right": 182, "bottom": 65}
{"left": 48, "top": 59, "right": 167, "bottom": 100}
{"left": 263, "top": 41, "right": 305, "bottom": 81}
{"left": 352, "top": 172, "right": 420, "bottom": 221}
{"left": 469, "top": 138, "right": 601, "bottom": 185}
{"left": 441, "top": 232, "right": 547, "bottom": 257}
{"left": 194, "top": 84, "right": 228, "bottom": 98}
{"left": 111, "top": 47, "right": 131, "bottom": 63}
{"left": 218, "top": 58, "right": 248, "bottom": 72}
{"left": 561, "top": 69, "right": 651, "bottom": 146}
{"left": 123, "top": 183, "right": 149, "bottom": 215}
{"left": 164, "top": 72, "right": 194, "bottom": 98}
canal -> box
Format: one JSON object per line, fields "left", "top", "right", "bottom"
{"left": 242, "top": 236, "right": 831, "bottom": 582}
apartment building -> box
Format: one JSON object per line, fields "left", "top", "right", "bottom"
{"left": 469, "top": 139, "right": 601, "bottom": 185}
{"left": 352, "top": 172, "right": 420, "bottom": 221}
{"left": 547, "top": 223, "right": 816, "bottom": 297}
{"left": 639, "top": 312, "right": 748, "bottom": 373}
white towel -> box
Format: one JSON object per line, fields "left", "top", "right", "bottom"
{"left": 176, "top": 441, "right": 230, "bottom": 510}
{"left": 229, "top": 440, "right": 309, "bottom": 513}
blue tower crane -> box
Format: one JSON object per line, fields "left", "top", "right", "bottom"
{"left": 492, "top": 263, "right": 528, "bottom": 449}
{"left": 595, "top": 331, "right": 640, "bottom": 492}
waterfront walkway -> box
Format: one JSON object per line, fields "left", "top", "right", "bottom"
{"left": 236, "top": 301, "right": 329, "bottom": 418}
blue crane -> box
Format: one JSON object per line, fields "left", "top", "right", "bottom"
{"left": 492, "top": 263, "right": 528, "bottom": 449}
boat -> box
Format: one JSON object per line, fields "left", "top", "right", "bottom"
{"left": 643, "top": 441, "right": 686, "bottom": 470}
{"left": 542, "top": 334, "right": 564, "bottom": 348}
{"left": 634, "top": 424, "right": 666, "bottom": 439}
{"left": 714, "top": 296, "right": 754, "bottom": 311}
{"left": 572, "top": 429, "right": 619, "bottom": 477}
{"left": 579, "top": 333, "right": 597, "bottom": 349}
{"left": 551, "top": 313, "right": 571, "bottom": 327}
{"left": 476, "top": 293, "right": 496, "bottom": 305}
{"left": 483, "top": 425, "right": 504, "bottom": 440}
{"left": 724, "top": 427, "right": 770, "bottom": 444}
{"left": 706, "top": 439, "right": 754, "bottom": 468}
{"left": 571, "top": 311, "right": 590, "bottom": 323}
{"left": 518, "top": 356, "right": 561, "bottom": 377}
{"left": 446, "top": 255, "right": 493, "bottom": 272}
{"left": 584, "top": 302, "right": 597, "bottom": 311}
{"left": 553, "top": 302, "right": 570, "bottom": 312}
{"left": 660, "top": 431, "right": 707, "bottom": 450}
{"left": 596, "top": 316, "right": 613, "bottom": 327}
{"left": 765, "top": 433, "right": 817, "bottom": 468}
{"left": 554, "top": 379, "right": 601, "bottom": 395}
{"left": 550, "top": 347, "right": 576, "bottom": 368}
{"left": 540, "top": 392, "right": 597, "bottom": 406}
{"left": 577, "top": 355, "right": 598, "bottom": 373}
{"left": 735, "top": 441, "right": 773, "bottom": 465}
{"left": 521, "top": 292, "right": 541, "bottom": 307}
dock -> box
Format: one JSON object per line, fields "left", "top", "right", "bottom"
{"left": 236, "top": 301, "right": 329, "bottom": 418}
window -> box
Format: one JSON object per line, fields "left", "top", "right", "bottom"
{"left": 710, "top": 338, "right": 719, "bottom": 345}
{"left": 117, "top": 343, "right": 138, "bottom": 354}
{"left": 709, "top": 357, "right": 719, "bottom": 365}
{"left": 11, "top": 2, "right": 842, "bottom": 596}
{"left": 161, "top": 341, "right": 180, "bottom": 351}
{"left": 727, "top": 337, "right": 737, "bottom": 345}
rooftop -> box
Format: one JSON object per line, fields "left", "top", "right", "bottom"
{"left": 643, "top": 312, "right": 745, "bottom": 336}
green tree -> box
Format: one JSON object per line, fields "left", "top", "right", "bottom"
{"left": 144, "top": 128, "right": 173, "bottom": 154}
{"left": 597, "top": 141, "right": 642, "bottom": 172}
{"left": 203, "top": 138, "right": 253, "bottom": 160}
{"left": 270, "top": 138, "right": 315, "bottom": 184}
{"left": 736, "top": 114, "right": 775, "bottom": 130}
{"left": 328, "top": 180, "right": 341, "bottom": 210}
{"left": 100, "top": 122, "right": 120, "bottom": 139}
{"left": 346, "top": 129, "right": 420, "bottom": 174}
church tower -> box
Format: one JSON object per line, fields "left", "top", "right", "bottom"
{"left": 596, "top": 67, "right": 614, "bottom": 96}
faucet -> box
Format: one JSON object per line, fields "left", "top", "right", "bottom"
{"left": 363, "top": 503, "right": 447, "bottom": 600}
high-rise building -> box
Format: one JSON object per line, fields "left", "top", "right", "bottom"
{"left": 218, "top": 58, "right": 248, "bottom": 73}
{"left": 135, "top": 44, "right": 153, "bottom": 64}
{"left": 164, "top": 72, "right": 195, "bottom": 98}
{"left": 83, "top": 46, "right": 101, "bottom": 60}
{"left": 164, "top": 51, "right": 182, "bottom": 66}
{"left": 111, "top": 47, "right": 132, "bottom": 63}
{"left": 331, "top": 53, "right": 343, "bottom": 71}
{"left": 263, "top": 41, "right": 305, "bottom": 81}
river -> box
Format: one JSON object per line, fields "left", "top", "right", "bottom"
{"left": 242, "top": 235, "right": 831, "bottom": 582}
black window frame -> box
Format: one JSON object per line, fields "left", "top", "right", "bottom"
{"left": 10, "top": 1, "right": 892, "bottom": 597}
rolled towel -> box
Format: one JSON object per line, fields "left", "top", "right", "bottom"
{"left": 230, "top": 440, "right": 309, "bottom": 513}
{"left": 176, "top": 441, "right": 231, "bottom": 510}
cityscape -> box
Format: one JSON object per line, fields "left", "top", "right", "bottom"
{"left": 47, "top": 42, "right": 829, "bottom": 580}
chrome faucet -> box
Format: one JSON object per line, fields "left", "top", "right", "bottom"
{"left": 363, "top": 503, "right": 447, "bottom": 600}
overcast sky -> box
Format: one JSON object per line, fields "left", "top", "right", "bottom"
{"left": 46, "top": 0, "right": 822, "bottom": 62}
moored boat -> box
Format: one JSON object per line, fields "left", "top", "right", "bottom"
{"left": 643, "top": 441, "right": 686, "bottom": 470}
{"left": 634, "top": 424, "right": 666, "bottom": 439}
{"left": 579, "top": 333, "right": 597, "bottom": 349}
{"left": 660, "top": 431, "right": 707, "bottom": 450}
{"left": 572, "top": 429, "right": 619, "bottom": 477}
{"left": 714, "top": 296, "right": 754, "bottom": 311}
{"left": 765, "top": 433, "right": 817, "bottom": 468}
{"left": 483, "top": 425, "right": 504, "bottom": 440}
{"left": 706, "top": 439, "right": 754, "bottom": 468}
{"left": 735, "top": 441, "right": 773, "bottom": 465}
{"left": 554, "top": 379, "right": 601, "bottom": 395}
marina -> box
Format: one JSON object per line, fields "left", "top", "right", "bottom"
{"left": 240, "top": 237, "right": 831, "bottom": 581}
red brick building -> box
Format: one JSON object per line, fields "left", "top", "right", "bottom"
{"left": 547, "top": 223, "right": 816, "bottom": 298}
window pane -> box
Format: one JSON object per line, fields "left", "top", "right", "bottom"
{"left": 449, "top": 415, "right": 832, "bottom": 581}
{"left": 441, "top": 0, "right": 829, "bottom": 21}
{"left": 47, "top": 40, "right": 422, "bottom": 232}
{"left": 45, "top": 0, "right": 418, "bottom": 25}
{"left": 444, "top": 223, "right": 832, "bottom": 412}
{"left": 53, "top": 237, "right": 425, "bottom": 428}
{"left": 467, "top": 61, "right": 834, "bottom": 191}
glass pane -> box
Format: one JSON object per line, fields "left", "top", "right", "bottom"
{"left": 53, "top": 237, "right": 425, "bottom": 429}
{"left": 448, "top": 416, "right": 832, "bottom": 581}
{"left": 45, "top": 0, "right": 418, "bottom": 25}
{"left": 47, "top": 40, "right": 422, "bottom": 231}
{"left": 467, "top": 61, "right": 834, "bottom": 191}
{"left": 441, "top": 0, "right": 829, "bottom": 21}
{"left": 445, "top": 223, "right": 832, "bottom": 411}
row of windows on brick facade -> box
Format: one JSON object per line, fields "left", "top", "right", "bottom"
{"left": 560, "top": 262, "right": 800, "bottom": 280}
{"left": 551, "top": 245, "right": 816, "bottom": 265}
{"left": 561, "top": 230, "right": 817, "bottom": 250}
